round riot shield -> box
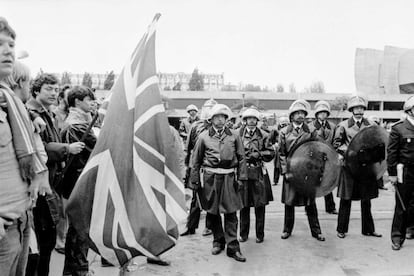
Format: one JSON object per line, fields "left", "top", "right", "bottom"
{"left": 345, "top": 125, "right": 388, "bottom": 181}
{"left": 286, "top": 140, "right": 341, "bottom": 198}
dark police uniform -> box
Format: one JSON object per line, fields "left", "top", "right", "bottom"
{"left": 239, "top": 126, "right": 274, "bottom": 242}
{"left": 387, "top": 119, "right": 414, "bottom": 246}
{"left": 279, "top": 123, "right": 322, "bottom": 238}
{"left": 333, "top": 117, "right": 378, "bottom": 235}
{"left": 182, "top": 120, "right": 211, "bottom": 234}
{"left": 308, "top": 119, "right": 337, "bottom": 213}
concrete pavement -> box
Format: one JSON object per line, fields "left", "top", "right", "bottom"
{"left": 49, "top": 165, "right": 414, "bottom": 276}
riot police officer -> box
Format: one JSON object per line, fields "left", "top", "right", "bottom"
{"left": 333, "top": 96, "right": 382, "bottom": 239}
{"left": 270, "top": 114, "right": 289, "bottom": 186}
{"left": 179, "top": 104, "right": 200, "bottom": 143}
{"left": 190, "top": 104, "right": 247, "bottom": 262}
{"left": 279, "top": 99, "right": 325, "bottom": 241}
{"left": 308, "top": 100, "right": 338, "bottom": 214}
{"left": 388, "top": 96, "right": 414, "bottom": 250}
{"left": 181, "top": 99, "right": 216, "bottom": 237}
{"left": 238, "top": 108, "right": 275, "bottom": 243}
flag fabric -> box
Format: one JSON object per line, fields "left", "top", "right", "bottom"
{"left": 66, "top": 13, "right": 187, "bottom": 267}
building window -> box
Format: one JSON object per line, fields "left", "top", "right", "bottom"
{"left": 383, "top": 101, "right": 404, "bottom": 111}
{"left": 367, "top": 101, "right": 381, "bottom": 110}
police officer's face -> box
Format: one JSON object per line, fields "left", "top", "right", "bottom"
{"left": 408, "top": 107, "right": 414, "bottom": 118}
{"left": 317, "top": 111, "right": 328, "bottom": 121}
{"left": 352, "top": 106, "right": 364, "bottom": 119}
{"left": 188, "top": 110, "right": 197, "bottom": 117}
{"left": 292, "top": 111, "right": 306, "bottom": 124}
{"left": 212, "top": 114, "right": 226, "bottom": 129}
{"left": 246, "top": 117, "right": 258, "bottom": 127}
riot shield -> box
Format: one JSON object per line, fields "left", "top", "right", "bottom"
{"left": 286, "top": 140, "right": 341, "bottom": 198}
{"left": 345, "top": 125, "right": 388, "bottom": 181}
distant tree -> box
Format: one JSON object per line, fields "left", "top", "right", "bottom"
{"left": 243, "top": 84, "right": 261, "bottom": 92}
{"left": 172, "top": 82, "right": 182, "bottom": 91}
{"left": 262, "top": 86, "right": 270, "bottom": 92}
{"left": 103, "top": 70, "right": 115, "bottom": 90}
{"left": 330, "top": 96, "right": 350, "bottom": 111}
{"left": 276, "top": 83, "right": 284, "bottom": 93}
{"left": 188, "top": 68, "right": 204, "bottom": 91}
{"left": 231, "top": 96, "right": 263, "bottom": 110}
{"left": 82, "top": 72, "right": 93, "bottom": 88}
{"left": 289, "top": 83, "right": 297, "bottom": 93}
{"left": 164, "top": 86, "right": 171, "bottom": 91}
{"left": 35, "top": 68, "right": 44, "bottom": 78}
{"left": 305, "top": 81, "right": 326, "bottom": 93}
{"left": 221, "top": 83, "right": 238, "bottom": 91}
{"left": 61, "top": 71, "right": 72, "bottom": 85}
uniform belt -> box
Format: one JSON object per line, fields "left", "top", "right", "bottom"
{"left": 203, "top": 167, "right": 236, "bottom": 174}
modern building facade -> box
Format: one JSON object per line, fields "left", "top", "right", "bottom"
{"left": 355, "top": 46, "right": 414, "bottom": 95}
{"left": 159, "top": 90, "right": 408, "bottom": 125}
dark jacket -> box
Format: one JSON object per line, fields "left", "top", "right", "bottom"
{"left": 26, "top": 98, "right": 66, "bottom": 225}
{"left": 308, "top": 119, "right": 336, "bottom": 145}
{"left": 185, "top": 120, "right": 210, "bottom": 167}
{"left": 179, "top": 116, "right": 199, "bottom": 142}
{"left": 279, "top": 123, "right": 315, "bottom": 206}
{"left": 333, "top": 117, "right": 378, "bottom": 200}
{"left": 387, "top": 119, "right": 414, "bottom": 185}
{"left": 190, "top": 126, "right": 247, "bottom": 214}
{"left": 60, "top": 122, "right": 96, "bottom": 199}
{"left": 239, "top": 126, "right": 275, "bottom": 207}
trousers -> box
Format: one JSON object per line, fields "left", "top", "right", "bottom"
{"left": 207, "top": 212, "right": 240, "bottom": 255}
{"left": 324, "top": 192, "right": 336, "bottom": 212}
{"left": 0, "top": 211, "right": 29, "bottom": 276}
{"left": 33, "top": 197, "right": 56, "bottom": 276}
{"left": 337, "top": 199, "right": 375, "bottom": 234}
{"left": 283, "top": 203, "right": 321, "bottom": 237}
{"left": 186, "top": 190, "right": 210, "bottom": 231}
{"left": 239, "top": 206, "right": 265, "bottom": 240}
{"left": 391, "top": 184, "right": 414, "bottom": 245}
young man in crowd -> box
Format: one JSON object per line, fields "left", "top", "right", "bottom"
{"left": 0, "top": 17, "right": 49, "bottom": 276}
{"left": 60, "top": 85, "right": 96, "bottom": 275}
{"left": 26, "top": 73, "right": 85, "bottom": 276}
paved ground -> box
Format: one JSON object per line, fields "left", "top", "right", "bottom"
{"left": 50, "top": 164, "right": 414, "bottom": 276}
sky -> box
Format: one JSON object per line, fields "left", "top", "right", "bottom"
{"left": 2, "top": 0, "right": 414, "bottom": 93}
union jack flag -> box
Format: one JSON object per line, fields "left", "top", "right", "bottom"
{"left": 66, "top": 14, "right": 187, "bottom": 266}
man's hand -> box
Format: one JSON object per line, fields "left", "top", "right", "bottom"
{"left": 69, "top": 142, "right": 85, "bottom": 155}
{"left": 29, "top": 171, "right": 52, "bottom": 208}
{"left": 388, "top": 176, "right": 397, "bottom": 185}
{"left": 28, "top": 178, "right": 40, "bottom": 208}
{"left": 33, "top": 117, "right": 46, "bottom": 133}
{"left": 236, "top": 180, "right": 245, "bottom": 192}
{"left": 0, "top": 217, "right": 13, "bottom": 241}
{"left": 191, "top": 182, "right": 200, "bottom": 191}
{"left": 338, "top": 154, "right": 344, "bottom": 166}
